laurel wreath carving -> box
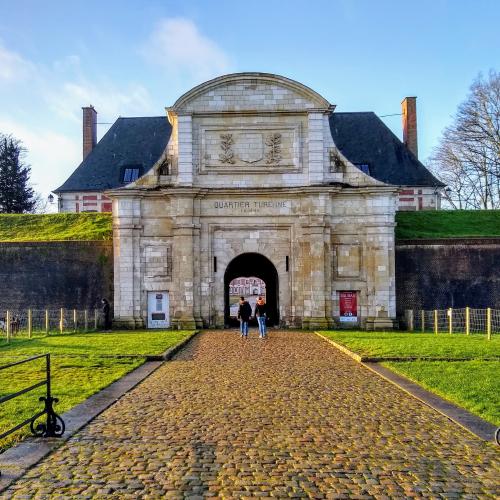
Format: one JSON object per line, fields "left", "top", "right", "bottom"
{"left": 265, "top": 133, "right": 282, "bottom": 164}
{"left": 219, "top": 134, "right": 235, "bottom": 164}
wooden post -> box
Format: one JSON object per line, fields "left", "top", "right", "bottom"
{"left": 6, "top": 310, "right": 10, "bottom": 343}
{"left": 45, "top": 309, "right": 49, "bottom": 335}
{"left": 28, "top": 309, "right": 32, "bottom": 339}
{"left": 486, "top": 307, "right": 491, "bottom": 340}
{"left": 84, "top": 310, "right": 89, "bottom": 332}
{"left": 73, "top": 309, "right": 77, "bottom": 332}
{"left": 405, "top": 310, "right": 414, "bottom": 332}
{"left": 465, "top": 307, "right": 470, "bottom": 336}
{"left": 60, "top": 308, "right": 64, "bottom": 334}
{"left": 94, "top": 309, "right": 98, "bottom": 330}
{"left": 434, "top": 309, "right": 438, "bottom": 335}
{"left": 448, "top": 308, "right": 453, "bottom": 334}
{"left": 421, "top": 310, "right": 425, "bottom": 333}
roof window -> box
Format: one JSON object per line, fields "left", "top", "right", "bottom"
{"left": 123, "top": 167, "right": 140, "bottom": 183}
{"left": 355, "top": 163, "right": 370, "bottom": 175}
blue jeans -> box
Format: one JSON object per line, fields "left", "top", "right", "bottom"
{"left": 257, "top": 316, "right": 267, "bottom": 337}
{"left": 240, "top": 320, "right": 249, "bottom": 336}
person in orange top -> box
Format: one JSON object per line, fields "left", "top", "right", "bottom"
{"left": 254, "top": 296, "right": 267, "bottom": 338}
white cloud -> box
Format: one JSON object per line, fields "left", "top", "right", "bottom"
{"left": 46, "top": 80, "right": 154, "bottom": 124}
{"left": 142, "top": 17, "right": 231, "bottom": 81}
{"left": 0, "top": 43, "right": 35, "bottom": 82}
{"left": 0, "top": 116, "right": 80, "bottom": 198}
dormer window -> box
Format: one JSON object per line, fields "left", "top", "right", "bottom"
{"left": 355, "top": 163, "right": 370, "bottom": 175}
{"left": 123, "top": 167, "right": 140, "bottom": 183}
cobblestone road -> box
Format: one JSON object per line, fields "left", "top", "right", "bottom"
{"left": 4, "top": 331, "right": 499, "bottom": 498}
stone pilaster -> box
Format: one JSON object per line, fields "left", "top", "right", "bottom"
{"left": 177, "top": 114, "right": 193, "bottom": 186}
{"left": 113, "top": 197, "right": 143, "bottom": 328}
{"left": 171, "top": 195, "right": 197, "bottom": 329}
{"left": 308, "top": 112, "right": 325, "bottom": 185}
{"left": 301, "top": 222, "right": 330, "bottom": 329}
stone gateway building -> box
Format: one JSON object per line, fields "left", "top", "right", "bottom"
{"left": 56, "top": 73, "right": 444, "bottom": 329}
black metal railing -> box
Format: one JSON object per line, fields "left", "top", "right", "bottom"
{"left": 0, "top": 354, "right": 65, "bottom": 443}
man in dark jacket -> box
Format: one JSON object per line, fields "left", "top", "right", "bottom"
{"left": 101, "top": 298, "right": 112, "bottom": 331}
{"left": 237, "top": 296, "right": 252, "bottom": 338}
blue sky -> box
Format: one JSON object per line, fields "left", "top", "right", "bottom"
{"left": 0, "top": 0, "right": 498, "bottom": 202}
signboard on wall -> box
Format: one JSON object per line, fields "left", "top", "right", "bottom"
{"left": 147, "top": 291, "right": 170, "bottom": 328}
{"left": 339, "top": 291, "right": 357, "bottom": 322}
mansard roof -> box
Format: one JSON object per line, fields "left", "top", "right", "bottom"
{"left": 330, "top": 112, "right": 444, "bottom": 187}
{"left": 55, "top": 111, "right": 443, "bottom": 192}
{"left": 54, "top": 117, "right": 172, "bottom": 193}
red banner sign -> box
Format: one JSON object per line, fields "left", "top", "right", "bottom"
{"left": 339, "top": 291, "right": 357, "bottom": 322}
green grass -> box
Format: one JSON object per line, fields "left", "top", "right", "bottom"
{"left": 396, "top": 210, "right": 500, "bottom": 239}
{"left": 0, "top": 330, "right": 194, "bottom": 450}
{"left": 1, "top": 211, "right": 498, "bottom": 242}
{"left": 320, "top": 331, "right": 499, "bottom": 426}
{"left": 0, "top": 213, "right": 112, "bottom": 242}
{"left": 383, "top": 360, "right": 500, "bottom": 426}
{"left": 0, "top": 356, "right": 143, "bottom": 451}
{"left": 0, "top": 330, "right": 193, "bottom": 356}
{"left": 321, "top": 331, "right": 500, "bottom": 359}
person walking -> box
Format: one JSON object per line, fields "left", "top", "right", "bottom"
{"left": 237, "top": 296, "right": 252, "bottom": 338}
{"left": 101, "top": 298, "right": 112, "bottom": 331}
{"left": 254, "top": 296, "right": 267, "bottom": 338}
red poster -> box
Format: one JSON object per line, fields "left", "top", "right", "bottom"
{"left": 339, "top": 291, "right": 357, "bottom": 322}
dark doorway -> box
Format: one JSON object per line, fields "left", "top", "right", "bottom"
{"left": 224, "top": 253, "right": 279, "bottom": 327}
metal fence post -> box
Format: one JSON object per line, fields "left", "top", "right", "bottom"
{"left": 6, "top": 310, "right": 11, "bottom": 343}
{"left": 45, "top": 309, "right": 49, "bottom": 335}
{"left": 94, "top": 309, "right": 98, "bottom": 330}
{"left": 28, "top": 309, "right": 32, "bottom": 339}
{"left": 448, "top": 308, "right": 453, "bottom": 334}
{"left": 60, "top": 308, "right": 64, "bottom": 334}
{"left": 73, "top": 309, "right": 77, "bottom": 332}
{"left": 465, "top": 306, "right": 470, "bottom": 336}
{"left": 84, "top": 310, "right": 88, "bottom": 332}
{"left": 434, "top": 309, "right": 438, "bottom": 335}
{"left": 487, "top": 307, "right": 491, "bottom": 340}
{"left": 421, "top": 310, "right": 425, "bottom": 333}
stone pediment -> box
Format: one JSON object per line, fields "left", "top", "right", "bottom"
{"left": 170, "top": 73, "right": 333, "bottom": 114}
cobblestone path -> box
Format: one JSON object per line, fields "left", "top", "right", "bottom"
{"left": 4, "top": 331, "right": 499, "bottom": 498}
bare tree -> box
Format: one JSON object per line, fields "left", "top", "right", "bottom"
{"left": 429, "top": 70, "right": 500, "bottom": 209}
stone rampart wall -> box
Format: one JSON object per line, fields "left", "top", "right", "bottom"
{"left": 0, "top": 241, "right": 113, "bottom": 311}
{"left": 396, "top": 239, "right": 500, "bottom": 317}
{"left": 1, "top": 238, "right": 499, "bottom": 323}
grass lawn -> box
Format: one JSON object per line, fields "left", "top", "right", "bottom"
{"left": 320, "top": 330, "right": 500, "bottom": 426}
{"left": 395, "top": 209, "right": 500, "bottom": 240}
{"left": 0, "top": 330, "right": 193, "bottom": 356}
{"left": 0, "top": 330, "right": 193, "bottom": 451}
{"left": 320, "top": 331, "right": 500, "bottom": 359}
{"left": 383, "top": 360, "right": 500, "bottom": 426}
{"left": 0, "top": 213, "right": 112, "bottom": 242}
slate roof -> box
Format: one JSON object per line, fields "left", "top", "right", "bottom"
{"left": 329, "top": 112, "right": 444, "bottom": 187}
{"left": 56, "top": 112, "right": 443, "bottom": 192}
{"left": 54, "top": 117, "right": 172, "bottom": 192}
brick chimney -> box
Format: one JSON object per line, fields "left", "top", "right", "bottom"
{"left": 401, "top": 97, "right": 418, "bottom": 158}
{"left": 82, "top": 105, "right": 97, "bottom": 160}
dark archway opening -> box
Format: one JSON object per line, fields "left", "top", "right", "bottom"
{"left": 224, "top": 253, "right": 279, "bottom": 327}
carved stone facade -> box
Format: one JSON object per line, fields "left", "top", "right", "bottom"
{"left": 108, "top": 73, "right": 398, "bottom": 329}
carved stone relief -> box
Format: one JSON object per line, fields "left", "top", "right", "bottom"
{"left": 265, "top": 133, "right": 282, "bottom": 165}
{"left": 219, "top": 134, "right": 235, "bottom": 164}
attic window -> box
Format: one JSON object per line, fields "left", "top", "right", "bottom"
{"left": 123, "top": 167, "right": 140, "bottom": 183}
{"left": 355, "top": 163, "right": 370, "bottom": 175}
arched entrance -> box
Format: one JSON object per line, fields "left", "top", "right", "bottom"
{"left": 224, "top": 253, "right": 279, "bottom": 327}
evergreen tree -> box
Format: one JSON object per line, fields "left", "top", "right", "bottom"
{"left": 0, "top": 133, "right": 36, "bottom": 213}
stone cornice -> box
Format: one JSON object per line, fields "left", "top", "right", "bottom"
{"left": 107, "top": 184, "right": 398, "bottom": 199}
